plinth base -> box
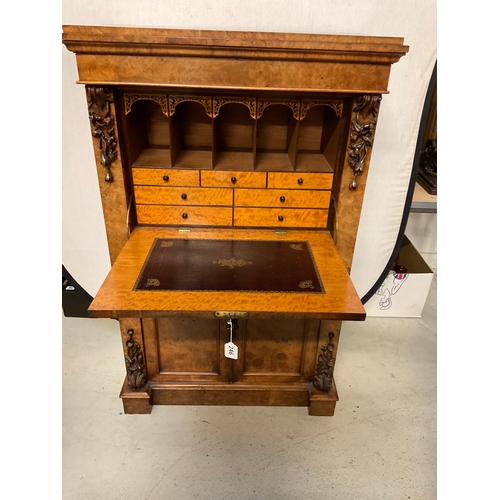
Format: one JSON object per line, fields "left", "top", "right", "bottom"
{"left": 120, "top": 378, "right": 340, "bottom": 416}
{"left": 308, "top": 379, "right": 339, "bottom": 416}
{"left": 120, "top": 379, "right": 152, "bottom": 414}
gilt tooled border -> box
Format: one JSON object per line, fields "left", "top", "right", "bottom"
{"left": 132, "top": 238, "right": 325, "bottom": 294}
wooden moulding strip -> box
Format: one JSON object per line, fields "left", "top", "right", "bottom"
{"left": 149, "top": 382, "right": 312, "bottom": 407}
{"left": 62, "top": 25, "right": 409, "bottom": 64}
{"left": 63, "top": 26, "right": 408, "bottom": 93}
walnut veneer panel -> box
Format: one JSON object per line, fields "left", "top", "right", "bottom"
{"left": 157, "top": 318, "right": 220, "bottom": 376}
{"left": 86, "top": 93, "right": 131, "bottom": 264}
{"left": 77, "top": 55, "right": 395, "bottom": 94}
{"left": 334, "top": 96, "right": 381, "bottom": 271}
{"left": 89, "top": 227, "right": 365, "bottom": 320}
{"left": 243, "top": 319, "right": 305, "bottom": 375}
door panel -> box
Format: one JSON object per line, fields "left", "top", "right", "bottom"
{"left": 237, "top": 319, "right": 321, "bottom": 384}
{"left": 146, "top": 318, "right": 223, "bottom": 381}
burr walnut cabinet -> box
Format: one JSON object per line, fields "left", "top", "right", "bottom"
{"left": 62, "top": 25, "right": 408, "bottom": 415}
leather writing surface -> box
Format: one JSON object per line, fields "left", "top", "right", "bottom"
{"left": 133, "top": 238, "right": 325, "bottom": 293}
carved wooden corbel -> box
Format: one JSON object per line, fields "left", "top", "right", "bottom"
{"left": 348, "top": 95, "right": 381, "bottom": 189}
{"left": 86, "top": 86, "right": 118, "bottom": 182}
{"left": 312, "top": 332, "right": 335, "bottom": 392}
{"left": 124, "top": 329, "right": 148, "bottom": 391}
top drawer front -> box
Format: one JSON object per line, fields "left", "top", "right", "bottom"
{"left": 132, "top": 168, "right": 200, "bottom": 186}
{"left": 268, "top": 172, "right": 333, "bottom": 190}
{"left": 201, "top": 171, "right": 267, "bottom": 188}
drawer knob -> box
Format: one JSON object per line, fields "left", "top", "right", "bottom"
{"left": 297, "top": 178, "right": 303, "bottom": 185}
{"left": 278, "top": 215, "right": 284, "bottom": 222}
{"left": 231, "top": 176, "right": 237, "bottom": 184}
{"left": 163, "top": 175, "right": 169, "bottom": 182}
{"left": 280, "top": 195, "right": 286, "bottom": 203}
{"left": 181, "top": 193, "right": 187, "bottom": 200}
{"left": 182, "top": 213, "right": 188, "bottom": 219}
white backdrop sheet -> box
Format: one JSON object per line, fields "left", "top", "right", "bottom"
{"left": 62, "top": 0, "right": 437, "bottom": 299}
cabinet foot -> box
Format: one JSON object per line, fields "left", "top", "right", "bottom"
{"left": 308, "top": 383, "right": 338, "bottom": 416}
{"left": 119, "top": 379, "right": 152, "bottom": 414}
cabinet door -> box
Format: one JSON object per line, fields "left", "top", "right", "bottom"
{"left": 229, "top": 318, "right": 321, "bottom": 384}
{"left": 142, "top": 317, "right": 321, "bottom": 385}
{"left": 143, "top": 318, "right": 226, "bottom": 382}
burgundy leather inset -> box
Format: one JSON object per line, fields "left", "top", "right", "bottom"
{"left": 133, "top": 238, "right": 325, "bottom": 293}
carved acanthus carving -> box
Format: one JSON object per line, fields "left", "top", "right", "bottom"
{"left": 256, "top": 98, "right": 300, "bottom": 120}
{"left": 213, "top": 97, "right": 257, "bottom": 119}
{"left": 312, "top": 332, "right": 335, "bottom": 392}
{"left": 86, "top": 86, "right": 118, "bottom": 183}
{"left": 347, "top": 94, "right": 381, "bottom": 189}
{"left": 124, "top": 93, "right": 169, "bottom": 115}
{"left": 168, "top": 95, "right": 212, "bottom": 117}
{"left": 124, "top": 329, "right": 148, "bottom": 391}
{"left": 300, "top": 99, "right": 343, "bottom": 120}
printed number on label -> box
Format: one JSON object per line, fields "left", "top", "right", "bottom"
{"left": 224, "top": 341, "right": 238, "bottom": 360}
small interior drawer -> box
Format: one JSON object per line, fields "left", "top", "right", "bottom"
{"left": 233, "top": 207, "right": 329, "bottom": 228}
{"left": 134, "top": 186, "right": 233, "bottom": 206}
{"left": 201, "top": 170, "right": 267, "bottom": 188}
{"left": 132, "top": 168, "right": 200, "bottom": 186}
{"left": 234, "top": 188, "right": 331, "bottom": 209}
{"left": 267, "top": 172, "right": 333, "bottom": 190}
{"left": 136, "top": 205, "right": 233, "bottom": 226}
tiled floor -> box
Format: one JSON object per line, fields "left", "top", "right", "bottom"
{"left": 62, "top": 275, "right": 436, "bottom": 500}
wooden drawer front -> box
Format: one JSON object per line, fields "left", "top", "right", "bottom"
{"left": 267, "top": 172, "right": 333, "bottom": 190}
{"left": 234, "top": 208, "right": 328, "bottom": 228}
{"left": 132, "top": 168, "right": 200, "bottom": 186}
{"left": 234, "top": 189, "right": 331, "bottom": 209}
{"left": 201, "top": 170, "right": 267, "bottom": 188}
{"left": 134, "top": 186, "right": 233, "bottom": 206}
{"left": 136, "top": 205, "right": 233, "bottom": 226}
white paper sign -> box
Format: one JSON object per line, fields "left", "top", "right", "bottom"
{"left": 224, "top": 341, "right": 238, "bottom": 360}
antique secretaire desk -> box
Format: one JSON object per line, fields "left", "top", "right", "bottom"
{"left": 63, "top": 26, "right": 408, "bottom": 416}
